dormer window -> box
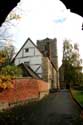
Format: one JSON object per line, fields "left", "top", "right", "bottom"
{"left": 25, "top": 48, "right": 29, "bottom": 52}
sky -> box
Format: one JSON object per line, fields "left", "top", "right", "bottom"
{"left": 1, "top": 0, "right": 83, "bottom": 67}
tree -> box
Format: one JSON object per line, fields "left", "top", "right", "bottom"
{"left": 4, "top": 45, "right": 15, "bottom": 64}
{"left": 0, "top": 45, "right": 15, "bottom": 67}
{"left": 1, "top": 65, "right": 22, "bottom": 77}
{"left": 0, "top": 5, "right": 22, "bottom": 90}
{"left": 0, "top": 46, "right": 22, "bottom": 90}
{"left": 0, "top": 7, "right": 21, "bottom": 44}
{"left": 0, "top": 45, "right": 22, "bottom": 76}
{"left": 62, "top": 40, "right": 82, "bottom": 88}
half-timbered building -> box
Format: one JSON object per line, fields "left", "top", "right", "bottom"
{"left": 13, "top": 38, "right": 59, "bottom": 89}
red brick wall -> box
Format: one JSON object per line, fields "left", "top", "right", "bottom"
{"left": 0, "top": 78, "right": 48, "bottom": 103}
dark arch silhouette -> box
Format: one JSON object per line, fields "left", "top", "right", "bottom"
{"left": 0, "top": 0, "right": 83, "bottom": 26}
{"left": 0, "top": 0, "right": 20, "bottom": 26}
{"left": 61, "top": 0, "right": 83, "bottom": 17}
{"left": 61, "top": 0, "right": 83, "bottom": 29}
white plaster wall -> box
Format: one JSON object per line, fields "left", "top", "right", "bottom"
{"left": 15, "top": 56, "right": 42, "bottom": 64}
{"left": 15, "top": 58, "right": 30, "bottom": 65}
{"left": 14, "top": 39, "right": 43, "bottom": 77}
{"left": 36, "top": 67, "right": 42, "bottom": 73}
{"left": 25, "top": 40, "right": 34, "bottom": 48}
{"left": 35, "top": 48, "right": 42, "bottom": 56}
{"left": 23, "top": 48, "right": 35, "bottom": 57}
{"left": 30, "top": 56, "right": 42, "bottom": 64}
{"left": 31, "top": 65, "right": 41, "bottom": 71}
{"left": 38, "top": 74, "right": 42, "bottom": 78}
{"left": 16, "top": 50, "right": 23, "bottom": 58}
{"left": 16, "top": 39, "right": 42, "bottom": 58}
{"left": 14, "top": 59, "right": 20, "bottom": 65}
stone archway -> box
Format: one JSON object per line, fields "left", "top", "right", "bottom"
{"left": 61, "top": 0, "right": 83, "bottom": 17}
{"left": 0, "top": 0, "right": 20, "bottom": 26}
{"left": 0, "top": 0, "right": 83, "bottom": 26}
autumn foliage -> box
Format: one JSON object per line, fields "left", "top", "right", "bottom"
{"left": 0, "top": 50, "right": 7, "bottom": 64}
{"left": 0, "top": 75, "right": 14, "bottom": 90}
{"left": 0, "top": 47, "right": 22, "bottom": 90}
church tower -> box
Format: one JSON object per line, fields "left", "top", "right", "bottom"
{"left": 37, "top": 38, "right": 58, "bottom": 70}
{"left": 37, "top": 38, "right": 59, "bottom": 89}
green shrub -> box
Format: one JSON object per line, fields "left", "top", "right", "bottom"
{"left": 0, "top": 65, "right": 22, "bottom": 77}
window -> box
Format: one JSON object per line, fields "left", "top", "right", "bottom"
{"left": 25, "top": 48, "right": 29, "bottom": 52}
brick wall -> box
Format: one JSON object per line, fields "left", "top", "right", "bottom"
{"left": 0, "top": 78, "right": 48, "bottom": 104}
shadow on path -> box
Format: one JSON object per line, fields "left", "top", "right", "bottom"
{"left": 0, "top": 89, "right": 83, "bottom": 125}
{"left": 28, "top": 89, "right": 83, "bottom": 125}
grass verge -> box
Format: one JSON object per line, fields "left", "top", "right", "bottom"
{"left": 71, "top": 88, "right": 83, "bottom": 107}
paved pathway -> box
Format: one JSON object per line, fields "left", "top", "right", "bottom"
{"left": 0, "top": 89, "right": 83, "bottom": 125}
{"left": 27, "top": 89, "right": 83, "bottom": 125}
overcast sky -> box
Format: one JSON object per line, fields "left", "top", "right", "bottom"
{"left": 3, "top": 0, "right": 83, "bottom": 67}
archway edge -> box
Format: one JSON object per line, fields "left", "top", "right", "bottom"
{"left": 61, "top": 0, "right": 83, "bottom": 17}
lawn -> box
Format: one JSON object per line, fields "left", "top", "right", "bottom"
{"left": 71, "top": 88, "right": 83, "bottom": 107}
